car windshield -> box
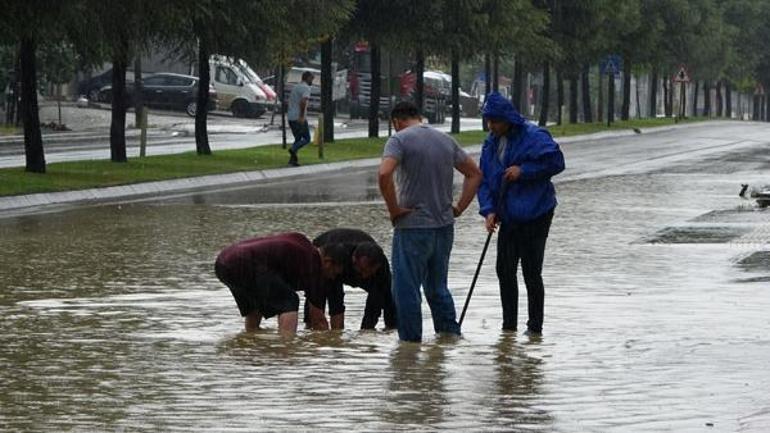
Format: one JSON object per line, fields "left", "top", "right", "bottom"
{"left": 235, "top": 63, "right": 261, "bottom": 84}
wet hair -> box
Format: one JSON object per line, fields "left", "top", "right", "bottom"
{"left": 319, "top": 243, "right": 349, "bottom": 266}
{"left": 352, "top": 242, "right": 387, "bottom": 266}
{"left": 390, "top": 101, "right": 421, "bottom": 120}
{"left": 302, "top": 71, "right": 314, "bottom": 81}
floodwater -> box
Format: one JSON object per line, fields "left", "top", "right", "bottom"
{"left": 2, "top": 123, "right": 770, "bottom": 432}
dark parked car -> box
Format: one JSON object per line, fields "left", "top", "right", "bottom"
{"left": 98, "top": 72, "right": 217, "bottom": 117}
{"left": 78, "top": 69, "right": 136, "bottom": 102}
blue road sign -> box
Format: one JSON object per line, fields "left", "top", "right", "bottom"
{"left": 600, "top": 55, "right": 622, "bottom": 76}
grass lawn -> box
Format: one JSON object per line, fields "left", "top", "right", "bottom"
{"left": 0, "top": 125, "right": 21, "bottom": 136}
{"left": 0, "top": 117, "right": 709, "bottom": 197}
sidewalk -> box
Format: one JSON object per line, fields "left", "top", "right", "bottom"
{"left": 0, "top": 120, "right": 730, "bottom": 218}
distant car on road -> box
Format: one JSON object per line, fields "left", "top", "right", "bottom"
{"left": 98, "top": 72, "right": 216, "bottom": 117}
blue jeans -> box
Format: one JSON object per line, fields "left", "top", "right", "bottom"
{"left": 391, "top": 225, "right": 461, "bottom": 342}
{"left": 288, "top": 120, "right": 310, "bottom": 153}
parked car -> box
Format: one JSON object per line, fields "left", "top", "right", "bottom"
{"left": 78, "top": 69, "right": 136, "bottom": 102}
{"left": 210, "top": 56, "right": 276, "bottom": 118}
{"left": 98, "top": 72, "right": 216, "bottom": 117}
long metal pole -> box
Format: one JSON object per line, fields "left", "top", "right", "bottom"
{"left": 459, "top": 182, "right": 508, "bottom": 327}
{"left": 459, "top": 229, "right": 494, "bottom": 327}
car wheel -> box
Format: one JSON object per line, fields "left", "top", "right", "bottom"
{"left": 231, "top": 100, "right": 250, "bottom": 118}
{"left": 252, "top": 106, "right": 266, "bottom": 118}
{"left": 186, "top": 101, "right": 197, "bottom": 117}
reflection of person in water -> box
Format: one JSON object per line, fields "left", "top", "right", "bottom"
{"left": 493, "top": 334, "right": 552, "bottom": 428}
{"left": 382, "top": 344, "right": 449, "bottom": 426}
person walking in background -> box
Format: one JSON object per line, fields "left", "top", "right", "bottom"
{"left": 477, "top": 92, "right": 565, "bottom": 336}
{"left": 286, "top": 71, "right": 314, "bottom": 166}
{"left": 378, "top": 101, "right": 482, "bottom": 342}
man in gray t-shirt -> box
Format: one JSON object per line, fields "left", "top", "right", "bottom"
{"left": 286, "top": 71, "right": 313, "bottom": 166}
{"left": 378, "top": 101, "right": 482, "bottom": 342}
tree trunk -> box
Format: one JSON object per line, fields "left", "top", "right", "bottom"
{"left": 368, "top": 43, "right": 381, "bottom": 138}
{"left": 649, "top": 67, "right": 658, "bottom": 118}
{"left": 134, "top": 56, "right": 144, "bottom": 129}
{"left": 556, "top": 68, "right": 564, "bottom": 125}
{"left": 569, "top": 75, "right": 578, "bottom": 123}
{"left": 13, "top": 49, "right": 21, "bottom": 126}
{"left": 280, "top": 64, "right": 287, "bottom": 148}
{"left": 57, "top": 85, "right": 62, "bottom": 126}
{"left": 20, "top": 36, "right": 45, "bottom": 173}
{"left": 752, "top": 95, "right": 759, "bottom": 120}
{"left": 608, "top": 71, "right": 615, "bottom": 124}
{"left": 451, "top": 51, "right": 460, "bottom": 134}
{"left": 538, "top": 62, "right": 550, "bottom": 127}
{"left": 581, "top": 63, "right": 592, "bottom": 123}
{"left": 492, "top": 54, "right": 499, "bottom": 92}
{"left": 195, "top": 35, "right": 211, "bottom": 155}
{"left": 715, "top": 80, "right": 723, "bottom": 117}
{"left": 597, "top": 72, "right": 604, "bottom": 122}
{"left": 692, "top": 81, "right": 699, "bottom": 118}
{"left": 321, "top": 38, "right": 334, "bottom": 144}
{"left": 621, "top": 58, "right": 631, "bottom": 120}
{"left": 110, "top": 54, "right": 128, "bottom": 162}
{"left": 703, "top": 80, "right": 711, "bottom": 117}
{"left": 725, "top": 81, "right": 732, "bottom": 119}
{"left": 663, "top": 79, "right": 671, "bottom": 117}
{"left": 483, "top": 53, "right": 490, "bottom": 131}
{"left": 415, "top": 48, "right": 425, "bottom": 114}
{"left": 513, "top": 56, "right": 523, "bottom": 109}
{"left": 765, "top": 94, "right": 769, "bottom": 122}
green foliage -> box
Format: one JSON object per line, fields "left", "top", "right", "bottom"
{"left": 37, "top": 42, "right": 77, "bottom": 85}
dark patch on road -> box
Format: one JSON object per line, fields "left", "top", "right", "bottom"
{"left": 645, "top": 226, "right": 751, "bottom": 244}
{"left": 736, "top": 251, "right": 770, "bottom": 271}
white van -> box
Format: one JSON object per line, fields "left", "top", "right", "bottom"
{"left": 210, "top": 56, "right": 276, "bottom": 118}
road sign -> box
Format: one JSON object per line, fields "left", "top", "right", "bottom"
{"left": 600, "top": 55, "right": 621, "bottom": 77}
{"left": 755, "top": 83, "right": 765, "bottom": 96}
{"left": 673, "top": 65, "right": 690, "bottom": 83}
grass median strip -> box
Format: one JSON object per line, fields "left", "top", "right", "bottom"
{"left": 0, "top": 117, "right": 708, "bottom": 197}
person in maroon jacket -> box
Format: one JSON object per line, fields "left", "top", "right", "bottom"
{"left": 215, "top": 232, "right": 347, "bottom": 334}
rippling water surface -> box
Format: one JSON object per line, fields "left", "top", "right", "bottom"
{"left": 2, "top": 149, "right": 770, "bottom": 432}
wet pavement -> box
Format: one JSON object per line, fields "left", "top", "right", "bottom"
{"left": 1, "top": 122, "right": 769, "bottom": 431}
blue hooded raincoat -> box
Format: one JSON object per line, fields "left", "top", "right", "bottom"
{"left": 477, "top": 92, "right": 565, "bottom": 223}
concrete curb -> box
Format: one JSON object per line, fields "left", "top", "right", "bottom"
{"left": 0, "top": 155, "right": 401, "bottom": 215}
{"left": 0, "top": 120, "right": 742, "bottom": 216}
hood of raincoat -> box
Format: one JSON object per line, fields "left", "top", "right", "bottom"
{"left": 482, "top": 91, "right": 526, "bottom": 127}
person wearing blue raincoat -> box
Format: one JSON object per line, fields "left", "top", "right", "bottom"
{"left": 477, "top": 92, "right": 565, "bottom": 335}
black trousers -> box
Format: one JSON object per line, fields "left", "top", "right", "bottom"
{"left": 496, "top": 209, "right": 554, "bottom": 332}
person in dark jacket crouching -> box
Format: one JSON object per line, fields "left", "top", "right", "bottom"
{"left": 477, "top": 92, "right": 565, "bottom": 336}
{"left": 306, "top": 228, "right": 396, "bottom": 330}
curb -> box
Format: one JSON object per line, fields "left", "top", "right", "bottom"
{"left": 0, "top": 154, "right": 407, "bottom": 216}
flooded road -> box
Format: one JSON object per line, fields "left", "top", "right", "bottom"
{"left": 1, "top": 122, "right": 769, "bottom": 432}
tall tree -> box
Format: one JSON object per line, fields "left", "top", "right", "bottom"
{"left": 85, "top": 0, "right": 157, "bottom": 163}
{"left": 0, "top": 0, "right": 70, "bottom": 173}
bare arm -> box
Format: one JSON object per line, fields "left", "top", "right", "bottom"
{"left": 453, "top": 156, "right": 483, "bottom": 217}
{"left": 378, "top": 156, "right": 412, "bottom": 224}
{"left": 330, "top": 313, "right": 344, "bottom": 330}
{"left": 299, "top": 97, "right": 309, "bottom": 122}
{"left": 308, "top": 303, "right": 329, "bottom": 330}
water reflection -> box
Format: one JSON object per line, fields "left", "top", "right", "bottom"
{"left": 493, "top": 333, "right": 552, "bottom": 430}
{"left": 382, "top": 342, "right": 449, "bottom": 427}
